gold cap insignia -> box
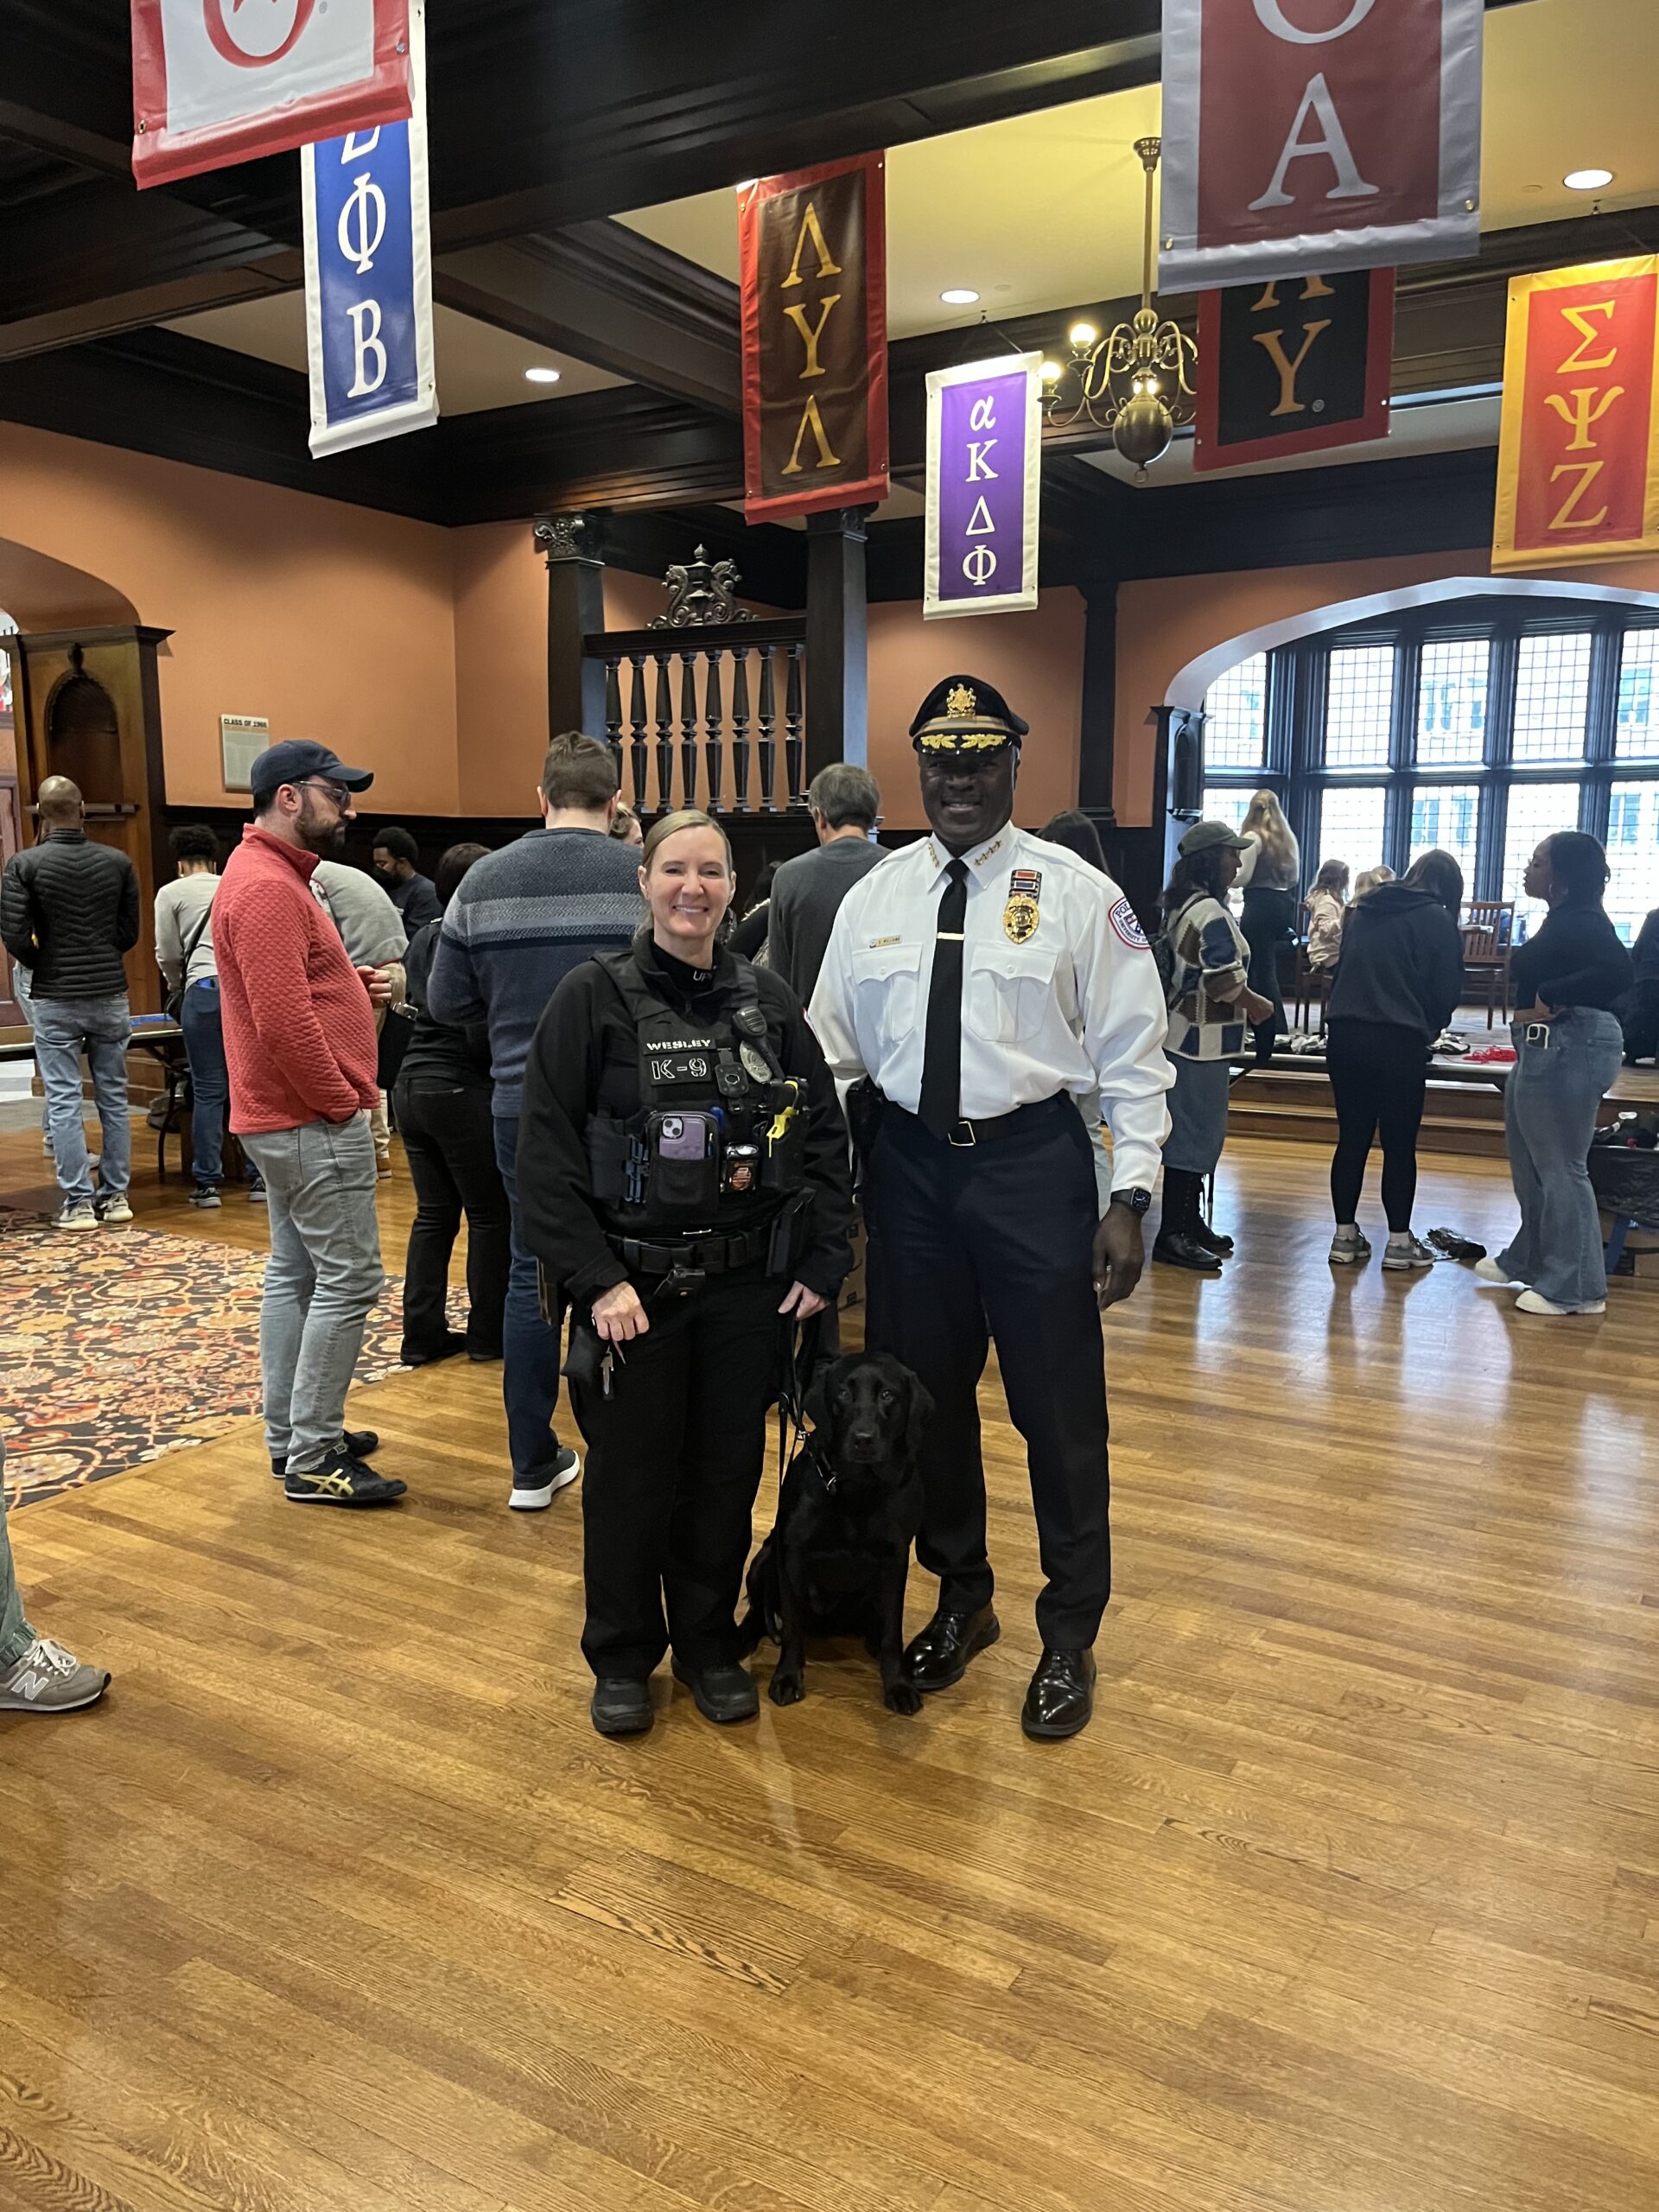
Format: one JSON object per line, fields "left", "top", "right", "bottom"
{"left": 946, "top": 683, "right": 977, "bottom": 719}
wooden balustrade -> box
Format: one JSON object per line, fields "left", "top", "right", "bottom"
{"left": 585, "top": 618, "right": 807, "bottom": 817}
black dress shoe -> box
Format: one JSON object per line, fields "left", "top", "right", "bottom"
{"left": 1020, "top": 1647, "right": 1097, "bottom": 1740}
{"left": 1192, "top": 1217, "right": 1235, "bottom": 1256}
{"left": 902, "top": 1604, "right": 1000, "bottom": 1693}
{"left": 671, "top": 1660, "right": 760, "bottom": 1725}
{"left": 591, "top": 1679, "right": 654, "bottom": 1737}
{"left": 1153, "top": 1231, "right": 1224, "bottom": 1272}
{"left": 270, "top": 1427, "right": 380, "bottom": 1478}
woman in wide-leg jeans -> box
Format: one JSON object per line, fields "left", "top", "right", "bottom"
{"left": 1495, "top": 1009, "right": 1625, "bottom": 1307}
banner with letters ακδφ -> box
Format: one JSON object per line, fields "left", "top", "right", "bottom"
{"left": 1159, "top": 0, "right": 1482, "bottom": 294}
{"left": 131, "top": 0, "right": 411, "bottom": 189}
{"left": 301, "top": 1, "right": 435, "bottom": 460}
{"left": 1192, "top": 267, "right": 1394, "bottom": 472}
{"left": 924, "top": 355, "right": 1042, "bottom": 620}
{"left": 1493, "top": 257, "right": 1659, "bottom": 573}
{"left": 738, "top": 154, "right": 889, "bottom": 524}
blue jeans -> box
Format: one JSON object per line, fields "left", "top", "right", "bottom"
{"left": 31, "top": 994, "right": 131, "bottom": 1205}
{"left": 180, "top": 978, "right": 229, "bottom": 1185}
{"left": 1497, "top": 1009, "right": 1624, "bottom": 1307}
{"left": 0, "top": 1440, "right": 36, "bottom": 1670}
{"left": 493, "top": 1113, "right": 568, "bottom": 1484}
{"left": 239, "top": 1113, "right": 385, "bottom": 1473}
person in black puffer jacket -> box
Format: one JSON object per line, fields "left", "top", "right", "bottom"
{"left": 1324, "top": 850, "right": 1466, "bottom": 1271}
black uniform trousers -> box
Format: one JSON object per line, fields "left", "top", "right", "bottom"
{"left": 570, "top": 1267, "right": 783, "bottom": 1681}
{"left": 864, "top": 1093, "right": 1111, "bottom": 1649}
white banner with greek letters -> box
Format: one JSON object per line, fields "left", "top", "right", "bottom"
{"left": 301, "top": 1, "right": 436, "bottom": 458}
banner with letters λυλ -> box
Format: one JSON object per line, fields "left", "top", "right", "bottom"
{"left": 1493, "top": 257, "right": 1659, "bottom": 573}
{"left": 924, "top": 355, "right": 1042, "bottom": 620}
{"left": 1193, "top": 267, "right": 1394, "bottom": 472}
{"left": 131, "top": 0, "right": 411, "bottom": 189}
{"left": 1159, "top": 0, "right": 1483, "bottom": 294}
{"left": 301, "top": 1, "right": 435, "bottom": 459}
{"left": 738, "top": 154, "right": 889, "bottom": 524}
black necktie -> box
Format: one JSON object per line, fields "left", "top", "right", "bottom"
{"left": 918, "top": 857, "right": 969, "bottom": 1141}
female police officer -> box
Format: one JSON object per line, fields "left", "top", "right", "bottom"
{"left": 517, "top": 809, "right": 853, "bottom": 1738}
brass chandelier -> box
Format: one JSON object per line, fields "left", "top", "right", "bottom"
{"left": 1041, "top": 136, "right": 1198, "bottom": 475}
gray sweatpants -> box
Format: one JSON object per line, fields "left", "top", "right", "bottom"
{"left": 239, "top": 1112, "right": 385, "bottom": 1474}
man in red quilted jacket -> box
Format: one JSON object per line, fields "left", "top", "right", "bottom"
{"left": 214, "top": 742, "right": 407, "bottom": 1507}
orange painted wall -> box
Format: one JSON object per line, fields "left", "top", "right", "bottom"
{"left": 1114, "top": 547, "right": 1659, "bottom": 824}
{"left": 0, "top": 421, "right": 461, "bottom": 812}
{"left": 867, "top": 588, "right": 1086, "bottom": 831}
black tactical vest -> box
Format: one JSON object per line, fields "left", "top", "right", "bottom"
{"left": 584, "top": 948, "right": 808, "bottom": 1237}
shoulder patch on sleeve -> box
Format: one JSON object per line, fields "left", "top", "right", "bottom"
{"left": 1109, "top": 897, "right": 1149, "bottom": 951}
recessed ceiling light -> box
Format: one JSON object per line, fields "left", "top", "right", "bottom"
{"left": 1564, "top": 167, "right": 1614, "bottom": 192}
{"left": 940, "top": 287, "right": 980, "bottom": 307}
{"left": 524, "top": 365, "right": 562, "bottom": 385}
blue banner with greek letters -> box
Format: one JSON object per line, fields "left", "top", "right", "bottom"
{"left": 301, "top": 0, "right": 435, "bottom": 457}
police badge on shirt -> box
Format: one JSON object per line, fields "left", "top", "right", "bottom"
{"left": 1004, "top": 868, "right": 1042, "bottom": 944}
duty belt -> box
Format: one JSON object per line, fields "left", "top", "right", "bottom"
{"left": 609, "top": 1224, "right": 773, "bottom": 1276}
{"left": 894, "top": 1092, "right": 1071, "bottom": 1148}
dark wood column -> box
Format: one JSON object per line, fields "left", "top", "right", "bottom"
{"left": 535, "top": 512, "right": 608, "bottom": 739}
{"left": 1077, "top": 575, "right": 1118, "bottom": 836}
{"left": 804, "top": 505, "right": 871, "bottom": 779}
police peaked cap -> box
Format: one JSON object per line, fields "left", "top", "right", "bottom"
{"left": 910, "top": 675, "right": 1028, "bottom": 755}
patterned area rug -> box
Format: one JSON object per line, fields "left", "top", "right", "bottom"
{"left": 0, "top": 1209, "right": 443, "bottom": 1507}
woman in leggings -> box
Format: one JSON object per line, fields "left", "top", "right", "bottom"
{"left": 1325, "top": 850, "right": 1465, "bottom": 1269}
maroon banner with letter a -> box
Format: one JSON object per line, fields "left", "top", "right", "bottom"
{"left": 1160, "top": 0, "right": 1483, "bottom": 294}
{"left": 738, "top": 154, "right": 889, "bottom": 524}
{"left": 1193, "top": 267, "right": 1395, "bottom": 471}
{"left": 132, "top": 0, "right": 411, "bottom": 189}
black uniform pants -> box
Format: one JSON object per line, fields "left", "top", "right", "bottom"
{"left": 571, "top": 1268, "right": 783, "bottom": 1681}
{"left": 864, "top": 1095, "right": 1111, "bottom": 1649}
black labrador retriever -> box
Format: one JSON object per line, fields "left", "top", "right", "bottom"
{"left": 739, "top": 1351, "right": 932, "bottom": 1714}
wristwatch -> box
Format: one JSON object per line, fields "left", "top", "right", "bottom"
{"left": 1112, "top": 1186, "right": 1154, "bottom": 1217}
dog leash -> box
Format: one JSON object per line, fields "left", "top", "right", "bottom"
{"left": 775, "top": 1313, "right": 835, "bottom": 1497}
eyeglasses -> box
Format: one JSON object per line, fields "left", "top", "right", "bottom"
{"left": 296, "top": 778, "right": 353, "bottom": 809}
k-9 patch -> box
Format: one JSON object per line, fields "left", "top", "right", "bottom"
{"left": 1109, "top": 896, "right": 1150, "bottom": 950}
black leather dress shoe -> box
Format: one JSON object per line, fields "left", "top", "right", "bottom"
{"left": 902, "top": 1604, "right": 1001, "bottom": 1693}
{"left": 1021, "top": 1647, "right": 1097, "bottom": 1740}
{"left": 270, "top": 1427, "right": 380, "bottom": 1478}
{"left": 671, "top": 1660, "right": 760, "bottom": 1725}
{"left": 591, "top": 1679, "right": 654, "bottom": 1737}
{"left": 1192, "top": 1218, "right": 1235, "bottom": 1255}
{"left": 1153, "top": 1231, "right": 1224, "bottom": 1272}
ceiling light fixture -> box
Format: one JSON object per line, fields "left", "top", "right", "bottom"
{"left": 524, "top": 366, "right": 563, "bottom": 385}
{"left": 940, "top": 287, "right": 981, "bottom": 307}
{"left": 1564, "top": 167, "right": 1614, "bottom": 192}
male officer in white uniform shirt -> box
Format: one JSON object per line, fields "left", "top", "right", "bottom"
{"left": 810, "top": 675, "right": 1173, "bottom": 1739}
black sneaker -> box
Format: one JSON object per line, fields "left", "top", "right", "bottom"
{"left": 591, "top": 1679, "right": 654, "bottom": 1737}
{"left": 509, "top": 1445, "right": 580, "bottom": 1512}
{"left": 271, "top": 1427, "right": 381, "bottom": 1478}
{"left": 671, "top": 1660, "right": 760, "bottom": 1725}
{"left": 283, "top": 1451, "right": 406, "bottom": 1506}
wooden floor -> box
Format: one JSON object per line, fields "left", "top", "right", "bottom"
{"left": 2, "top": 1127, "right": 1657, "bottom": 2212}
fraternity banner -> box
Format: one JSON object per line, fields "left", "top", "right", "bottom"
{"left": 924, "top": 355, "right": 1042, "bottom": 620}
{"left": 1493, "top": 257, "right": 1659, "bottom": 574}
{"left": 301, "top": 0, "right": 435, "bottom": 458}
{"left": 738, "top": 154, "right": 889, "bottom": 523}
{"left": 1160, "top": 0, "right": 1483, "bottom": 293}
{"left": 1192, "top": 267, "right": 1395, "bottom": 472}
{"left": 132, "top": 0, "right": 412, "bottom": 189}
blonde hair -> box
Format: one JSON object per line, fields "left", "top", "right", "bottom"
{"left": 1242, "top": 789, "right": 1299, "bottom": 879}
{"left": 1352, "top": 865, "right": 1395, "bottom": 901}
{"left": 640, "top": 808, "right": 733, "bottom": 874}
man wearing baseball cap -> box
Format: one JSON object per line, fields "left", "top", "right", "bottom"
{"left": 213, "top": 743, "right": 406, "bottom": 1506}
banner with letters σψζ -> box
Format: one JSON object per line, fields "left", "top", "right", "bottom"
{"left": 132, "top": 0, "right": 410, "bottom": 189}
{"left": 1160, "top": 0, "right": 1483, "bottom": 293}
{"left": 1193, "top": 267, "right": 1394, "bottom": 472}
{"left": 1493, "top": 257, "right": 1659, "bottom": 574}
{"left": 924, "top": 355, "right": 1042, "bottom": 620}
{"left": 738, "top": 154, "right": 889, "bottom": 524}
{"left": 302, "top": 2, "right": 435, "bottom": 459}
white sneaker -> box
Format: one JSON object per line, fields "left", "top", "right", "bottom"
{"left": 1515, "top": 1290, "right": 1606, "bottom": 1317}
{"left": 52, "top": 1201, "right": 99, "bottom": 1232}
{"left": 1382, "top": 1234, "right": 1436, "bottom": 1270}
{"left": 95, "top": 1193, "right": 133, "bottom": 1225}
{"left": 510, "top": 1445, "right": 580, "bottom": 1512}
{"left": 1473, "top": 1256, "right": 1516, "bottom": 1285}
{"left": 0, "top": 1637, "right": 111, "bottom": 1712}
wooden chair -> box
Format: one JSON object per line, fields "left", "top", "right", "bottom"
{"left": 1460, "top": 900, "right": 1515, "bottom": 1028}
{"left": 1294, "top": 900, "right": 1335, "bottom": 1032}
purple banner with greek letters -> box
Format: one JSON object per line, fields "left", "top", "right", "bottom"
{"left": 924, "top": 353, "right": 1042, "bottom": 620}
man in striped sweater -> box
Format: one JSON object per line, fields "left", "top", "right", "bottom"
{"left": 429, "top": 733, "right": 642, "bottom": 1511}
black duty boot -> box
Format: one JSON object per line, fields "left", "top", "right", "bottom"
{"left": 1154, "top": 1171, "right": 1224, "bottom": 1272}
{"left": 591, "top": 1679, "right": 654, "bottom": 1737}
{"left": 671, "top": 1660, "right": 760, "bottom": 1725}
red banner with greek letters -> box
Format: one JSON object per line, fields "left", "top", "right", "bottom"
{"left": 1493, "top": 258, "right": 1659, "bottom": 573}
{"left": 131, "top": 0, "right": 411, "bottom": 188}
{"left": 1160, "top": 0, "right": 1483, "bottom": 294}
{"left": 738, "top": 154, "right": 889, "bottom": 524}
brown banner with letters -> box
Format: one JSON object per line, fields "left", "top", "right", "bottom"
{"left": 1493, "top": 257, "right": 1659, "bottom": 572}
{"left": 1193, "top": 267, "right": 1394, "bottom": 472}
{"left": 738, "top": 154, "right": 889, "bottom": 523}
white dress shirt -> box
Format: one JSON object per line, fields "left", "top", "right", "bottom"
{"left": 810, "top": 823, "right": 1173, "bottom": 1193}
